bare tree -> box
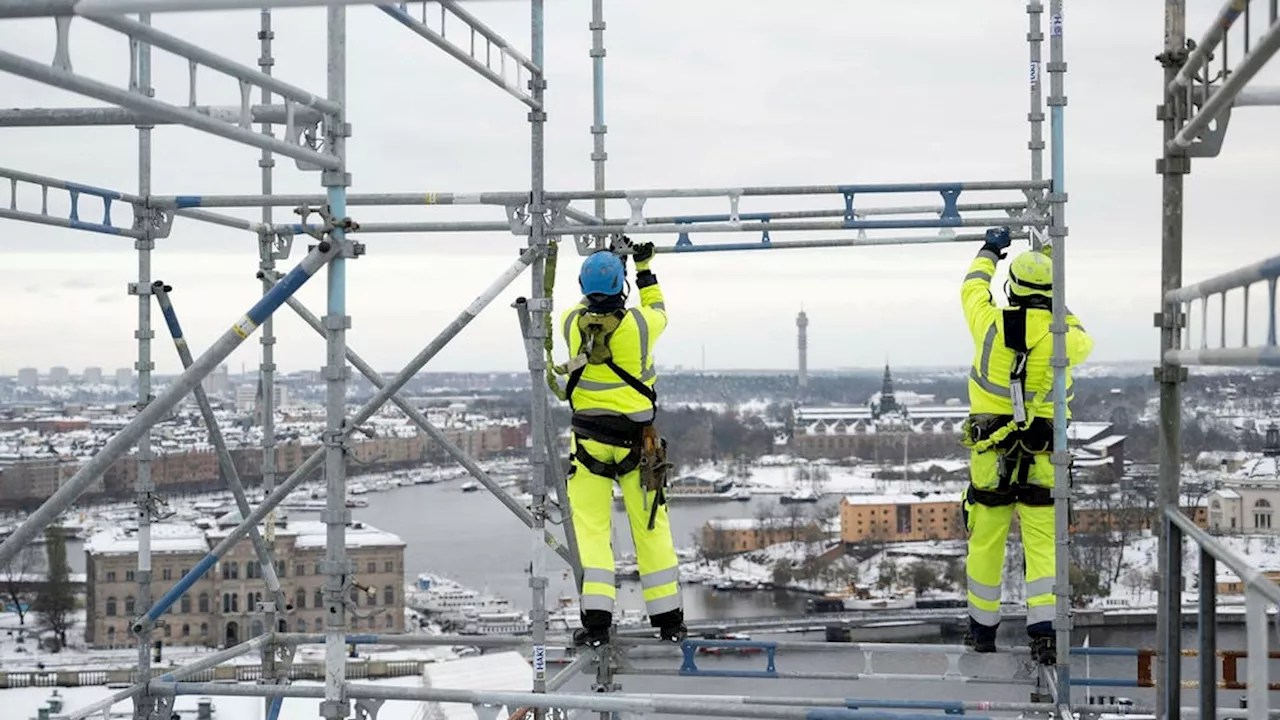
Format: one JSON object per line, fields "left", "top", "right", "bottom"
{"left": 909, "top": 562, "right": 939, "bottom": 595}
{"left": 782, "top": 502, "right": 807, "bottom": 545}
{"left": 876, "top": 559, "right": 898, "bottom": 592}
{"left": 0, "top": 543, "right": 44, "bottom": 626}
{"left": 700, "top": 524, "right": 736, "bottom": 569}
{"left": 34, "top": 526, "right": 76, "bottom": 651}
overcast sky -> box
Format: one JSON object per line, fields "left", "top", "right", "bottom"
{"left": 0, "top": 1, "right": 1276, "bottom": 377}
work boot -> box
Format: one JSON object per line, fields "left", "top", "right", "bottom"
{"left": 1029, "top": 635, "right": 1056, "bottom": 666}
{"left": 650, "top": 608, "right": 687, "bottom": 644}
{"left": 964, "top": 619, "right": 997, "bottom": 653}
{"left": 572, "top": 625, "right": 610, "bottom": 648}
{"left": 574, "top": 609, "right": 613, "bottom": 649}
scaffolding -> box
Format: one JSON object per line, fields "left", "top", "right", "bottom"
{"left": 1156, "top": 3, "right": 1280, "bottom": 720}
{"left": 0, "top": 1, "right": 1204, "bottom": 719}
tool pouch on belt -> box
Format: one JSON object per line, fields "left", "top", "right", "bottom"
{"left": 963, "top": 414, "right": 1056, "bottom": 507}
{"left": 640, "top": 425, "right": 672, "bottom": 530}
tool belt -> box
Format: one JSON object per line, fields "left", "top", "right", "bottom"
{"left": 962, "top": 413, "right": 1054, "bottom": 508}
{"left": 570, "top": 414, "right": 671, "bottom": 530}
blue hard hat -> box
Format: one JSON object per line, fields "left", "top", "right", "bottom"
{"left": 579, "top": 251, "right": 625, "bottom": 296}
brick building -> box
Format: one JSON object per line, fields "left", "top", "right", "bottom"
{"left": 84, "top": 517, "right": 406, "bottom": 649}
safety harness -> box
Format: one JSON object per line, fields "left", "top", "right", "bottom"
{"left": 554, "top": 306, "right": 671, "bottom": 529}
{"left": 962, "top": 305, "right": 1055, "bottom": 508}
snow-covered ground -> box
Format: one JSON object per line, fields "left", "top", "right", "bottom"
{"left": 0, "top": 610, "right": 453, "bottom": 674}
{"left": 695, "top": 461, "right": 969, "bottom": 497}
{"left": 1092, "top": 531, "right": 1280, "bottom": 609}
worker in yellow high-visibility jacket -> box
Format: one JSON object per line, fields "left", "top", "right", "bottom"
{"left": 560, "top": 237, "right": 685, "bottom": 648}
{"left": 960, "top": 227, "right": 1093, "bottom": 664}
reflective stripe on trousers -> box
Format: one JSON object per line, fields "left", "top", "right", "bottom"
{"left": 568, "top": 436, "right": 621, "bottom": 615}
{"left": 568, "top": 435, "right": 682, "bottom": 619}
{"left": 965, "top": 483, "right": 1057, "bottom": 631}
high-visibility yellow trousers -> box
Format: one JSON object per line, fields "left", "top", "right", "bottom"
{"left": 567, "top": 435, "right": 682, "bottom": 621}
{"left": 965, "top": 449, "right": 1056, "bottom": 637}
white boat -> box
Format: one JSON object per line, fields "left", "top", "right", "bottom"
{"left": 844, "top": 595, "right": 917, "bottom": 610}
{"left": 460, "top": 610, "right": 532, "bottom": 635}
{"left": 460, "top": 481, "right": 481, "bottom": 493}
{"left": 411, "top": 574, "right": 513, "bottom": 615}
{"left": 779, "top": 486, "right": 819, "bottom": 504}
{"left": 732, "top": 487, "right": 752, "bottom": 502}
{"left": 546, "top": 595, "right": 582, "bottom": 632}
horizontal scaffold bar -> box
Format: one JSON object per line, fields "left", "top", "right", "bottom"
{"left": 0, "top": 206, "right": 141, "bottom": 237}
{"left": 0, "top": 104, "right": 323, "bottom": 127}
{"left": 0, "top": 48, "right": 341, "bottom": 170}
{"left": 649, "top": 230, "right": 1030, "bottom": 255}
{"left": 544, "top": 180, "right": 1050, "bottom": 201}
{"left": 150, "top": 680, "right": 1004, "bottom": 720}
{"left": 556, "top": 215, "right": 1028, "bottom": 236}
{"left": 1164, "top": 347, "right": 1280, "bottom": 368}
{"left": 557, "top": 690, "right": 1151, "bottom": 718}
{"left": 150, "top": 191, "right": 527, "bottom": 208}
{"left": 377, "top": 1, "right": 541, "bottom": 110}
{"left": 1164, "top": 253, "right": 1280, "bottom": 303}
{"left": 89, "top": 14, "right": 340, "bottom": 115}
{"left": 639, "top": 202, "right": 1028, "bottom": 226}
{"left": 0, "top": 164, "right": 144, "bottom": 237}
{"left": 0, "top": 0, "right": 515, "bottom": 16}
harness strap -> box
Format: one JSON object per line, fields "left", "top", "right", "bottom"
{"left": 574, "top": 442, "right": 641, "bottom": 479}
{"left": 1003, "top": 306, "right": 1031, "bottom": 424}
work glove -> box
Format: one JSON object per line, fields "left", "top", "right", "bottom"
{"left": 633, "top": 241, "right": 655, "bottom": 271}
{"left": 982, "top": 227, "right": 1012, "bottom": 260}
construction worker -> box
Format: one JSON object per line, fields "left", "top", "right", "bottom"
{"left": 559, "top": 237, "right": 686, "bottom": 648}
{"left": 960, "top": 227, "right": 1093, "bottom": 664}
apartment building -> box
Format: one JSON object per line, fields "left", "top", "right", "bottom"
{"left": 84, "top": 516, "right": 406, "bottom": 648}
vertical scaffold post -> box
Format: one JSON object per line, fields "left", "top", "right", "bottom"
{"left": 256, "top": 9, "right": 283, "bottom": 719}
{"left": 1027, "top": 0, "right": 1046, "bottom": 250}
{"left": 1045, "top": 0, "right": 1072, "bottom": 705}
{"left": 528, "top": 0, "right": 551, "bottom": 713}
{"left": 132, "top": 12, "right": 156, "bottom": 720}
{"left": 1156, "top": 2, "right": 1188, "bottom": 719}
{"left": 590, "top": 0, "right": 606, "bottom": 220}
{"left": 320, "top": 5, "right": 351, "bottom": 720}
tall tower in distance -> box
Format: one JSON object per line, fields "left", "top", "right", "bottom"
{"left": 796, "top": 308, "right": 809, "bottom": 396}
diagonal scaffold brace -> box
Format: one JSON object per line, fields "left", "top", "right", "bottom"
{"left": 258, "top": 266, "right": 581, "bottom": 573}
{"left": 0, "top": 239, "right": 340, "bottom": 568}
{"left": 149, "top": 281, "right": 291, "bottom": 625}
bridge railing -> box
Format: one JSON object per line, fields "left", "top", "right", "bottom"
{"left": 1166, "top": 508, "right": 1280, "bottom": 720}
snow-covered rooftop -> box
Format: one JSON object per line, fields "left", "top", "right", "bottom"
{"left": 84, "top": 523, "right": 209, "bottom": 556}
{"left": 842, "top": 492, "right": 958, "bottom": 506}
{"left": 87, "top": 519, "right": 403, "bottom": 556}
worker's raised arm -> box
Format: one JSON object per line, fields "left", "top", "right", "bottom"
{"left": 961, "top": 228, "right": 1010, "bottom": 339}
{"left": 1064, "top": 311, "right": 1094, "bottom": 367}
{"left": 632, "top": 242, "right": 668, "bottom": 340}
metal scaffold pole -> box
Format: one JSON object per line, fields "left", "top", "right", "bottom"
{"left": 1156, "top": 2, "right": 1187, "bottom": 719}
{"left": 1027, "top": 0, "right": 1046, "bottom": 250}
{"left": 589, "top": 0, "right": 606, "bottom": 221}
{"left": 1045, "top": 0, "right": 1071, "bottom": 707}
{"left": 526, "top": 0, "right": 551, "bottom": 711}
{"left": 256, "top": 8, "right": 285, "bottom": 719}
{"left": 321, "top": 3, "right": 352, "bottom": 719}
{"left": 131, "top": 12, "right": 156, "bottom": 719}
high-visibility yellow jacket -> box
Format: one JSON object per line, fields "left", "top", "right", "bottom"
{"left": 560, "top": 272, "right": 667, "bottom": 424}
{"left": 962, "top": 248, "right": 1093, "bottom": 420}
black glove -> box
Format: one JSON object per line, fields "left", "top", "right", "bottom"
{"left": 982, "top": 227, "right": 1011, "bottom": 260}
{"left": 633, "top": 242, "right": 655, "bottom": 269}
